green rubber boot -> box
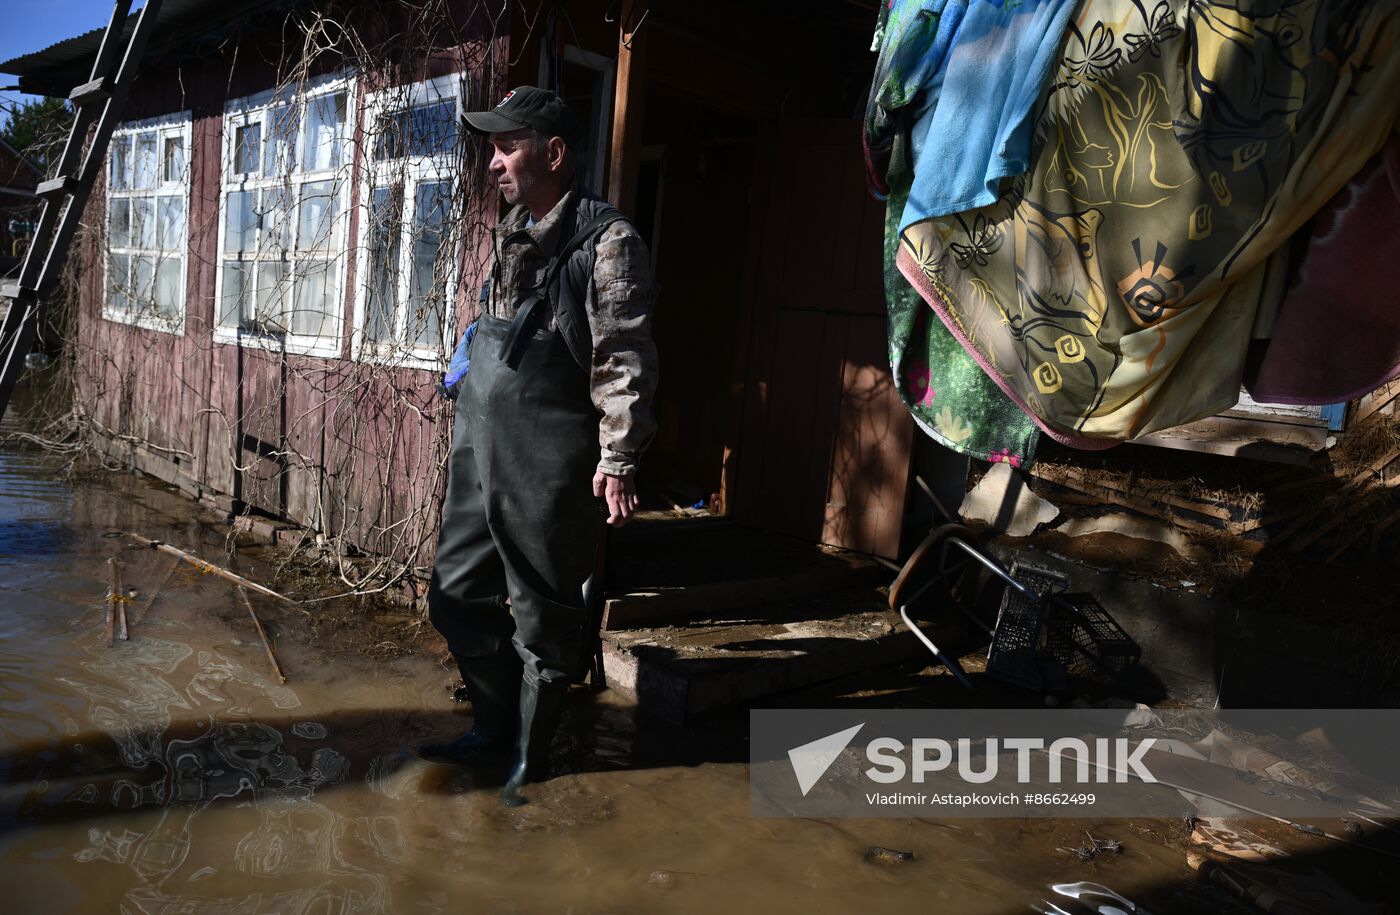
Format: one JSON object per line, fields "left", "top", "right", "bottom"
{"left": 501, "top": 676, "right": 569, "bottom": 807}
{"left": 418, "top": 653, "right": 522, "bottom": 764}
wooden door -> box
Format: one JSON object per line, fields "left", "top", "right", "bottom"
{"left": 730, "top": 119, "right": 913, "bottom": 559}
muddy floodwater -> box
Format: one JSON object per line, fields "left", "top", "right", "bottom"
{"left": 0, "top": 438, "right": 1379, "bottom": 914}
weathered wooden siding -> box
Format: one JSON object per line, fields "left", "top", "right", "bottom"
{"left": 733, "top": 119, "right": 913, "bottom": 559}
{"left": 72, "top": 2, "right": 510, "bottom": 568}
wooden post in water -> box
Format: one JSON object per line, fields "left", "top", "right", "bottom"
{"left": 112, "top": 557, "right": 127, "bottom": 640}
{"left": 238, "top": 587, "right": 287, "bottom": 684}
{"left": 130, "top": 553, "right": 180, "bottom": 629}
{"left": 126, "top": 532, "right": 296, "bottom": 604}
{"left": 104, "top": 558, "right": 116, "bottom": 647}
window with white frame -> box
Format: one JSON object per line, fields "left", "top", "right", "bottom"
{"left": 542, "top": 46, "right": 615, "bottom": 196}
{"left": 215, "top": 75, "right": 353, "bottom": 354}
{"left": 106, "top": 113, "right": 191, "bottom": 330}
{"left": 354, "top": 75, "right": 462, "bottom": 365}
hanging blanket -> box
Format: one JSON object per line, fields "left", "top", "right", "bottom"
{"left": 1245, "top": 136, "right": 1400, "bottom": 405}
{"left": 894, "top": 0, "right": 1400, "bottom": 444}
{"left": 884, "top": 171, "right": 1041, "bottom": 467}
{"left": 866, "top": 0, "right": 1078, "bottom": 223}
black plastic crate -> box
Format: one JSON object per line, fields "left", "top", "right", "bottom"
{"left": 986, "top": 562, "right": 1067, "bottom": 691}
{"left": 1045, "top": 592, "right": 1142, "bottom": 676}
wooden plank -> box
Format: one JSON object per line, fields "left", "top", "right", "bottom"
{"left": 131, "top": 554, "right": 180, "bottom": 628}
{"left": 731, "top": 125, "right": 789, "bottom": 526}
{"left": 753, "top": 310, "right": 833, "bottom": 541}
{"left": 1272, "top": 446, "right": 1400, "bottom": 548}
{"left": 605, "top": 0, "right": 648, "bottom": 214}
{"left": 238, "top": 587, "right": 287, "bottom": 684}
{"left": 601, "top": 598, "right": 922, "bottom": 722}
{"left": 105, "top": 558, "right": 118, "bottom": 647}
{"left": 602, "top": 560, "right": 887, "bottom": 630}
{"left": 719, "top": 120, "right": 778, "bottom": 517}
{"left": 822, "top": 314, "right": 913, "bottom": 557}
{"left": 1031, "top": 464, "right": 1236, "bottom": 522}
{"left": 1136, "top": 415, "right": 1326, "bottom": 465}
{"left": 1227, "top": 389, "right": 1328, "bottom": 426}
{"left": 1353, "top": 378, "right": 1400, "bottom": 425}
{"left": 127, "top": 532, "right": 297, "bottom": 604}
{"left": 1303, "top": 472, "right": 1400, "bottom": 559}
{"left": 1033, "top": 470, "right": 1222, "bottom": 535}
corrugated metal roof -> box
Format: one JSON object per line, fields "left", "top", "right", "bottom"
{"left": 0, "top": 0, "right": 309, "bottom": 95}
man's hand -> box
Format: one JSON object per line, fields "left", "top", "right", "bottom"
{"left": 593, "top": 471, "right": 639, "bottom": 527}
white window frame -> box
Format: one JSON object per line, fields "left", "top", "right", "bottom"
{"left": 213, "top": 72, "right": 356, "bottom": 357}
{"left": 539, "top": 45, "right": 615, "bottom": 196}
{"left": 104, "top": 111, "right": 192, "bottom": 333}
{"left": 351, "top": 74, "right": 465, "bottom": 370}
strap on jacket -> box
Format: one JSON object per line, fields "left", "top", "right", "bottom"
{"left": 497, "top": 204, "right": 626, "bottom": 370}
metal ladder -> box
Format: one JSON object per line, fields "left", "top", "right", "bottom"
{"left": 0, "top": 0, "right": 164, "bottom": 423}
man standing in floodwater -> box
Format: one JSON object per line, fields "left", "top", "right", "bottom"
{"left": 420, "top": 87, "right": 658, "bottom": 806}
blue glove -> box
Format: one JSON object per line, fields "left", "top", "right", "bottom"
{"left": 440, "top": 320, "right": 478, "bottom": 399}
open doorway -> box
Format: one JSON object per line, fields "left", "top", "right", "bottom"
{"left": 629, "top": 92, "right": 757, "bottom": 522}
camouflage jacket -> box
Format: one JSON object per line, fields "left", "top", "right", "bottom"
{"left": 484, "top": 190, "right": 658, "bottom": 476}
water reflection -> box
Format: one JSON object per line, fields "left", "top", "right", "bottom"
{"left": 1, "top": 442, "right": 1371, "bottom": 914}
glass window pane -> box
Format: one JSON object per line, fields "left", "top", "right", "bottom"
{"left": 133, "top": 254, "right": 156, "bottom": 308}
{"left": 407, "top": 180, "right": 451, "bottom": 349}
{"left": 260, "top": 185, "right": 293, "bottom": 254}
{"left": 263, "top": 102, "right": 300, "bottom": 177}
{"left": 365, "top": 185, "right": 402, "bottom": 342}
{"left": 162, "top": 135, "right": 185, "bottom": 183}
{"left": 108, "top": 198, "right": 131, "bottom": 248}
{"left": 108, "top": 253, "right": 131, "bottom": 311}
{"left": 302, "top": 92, "right": 346, "bottom": 172}
{"left": 296, "top": 180, "right": 337, "bottom": 253}
{"left": 292, "top": 260, "right": 333, "bottom": 336}
{"left": 410, "top": 101, "right": 456, "bottom": 157}
{"left": 157, "top": 196, "right": 184, "bottom": 251}
{"left": 219, "top": 262, "right": 249, "bottom": 327}
{"left": 133, "top": 133, "right": 157, "bottom": 189}
{"left": 224, "top": 189, "right": 257, "bottom": 254}
{"left": 256, "top": 261, "right": 290, "bottom": 331}
{"left": 155, "top": 256, "right": 183, "bottom": 318}
{"left": 373, "top": 101, "right": 457, "bottom": 161}
{"left": 133, "top": 197, "right": 156, "bottom": 250}
{"left": 110, "top": 136, "right": 131, "bottom": 191}
{"left": 234, "top": 123, "right": 261, "bottom": 175}
{"left": 372, "top": 111, "right": 405, "bottom": 162}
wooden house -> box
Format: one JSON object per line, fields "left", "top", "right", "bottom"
{"left": 0, "top": 0, "right": 914, "bottom": 576}
{"left": 6, "top": 0, "right": 1376, "bottom": 591}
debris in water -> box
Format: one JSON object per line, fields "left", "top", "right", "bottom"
{"left": 1186, "top": 849, "right": 1321, "bottom": 915}
{"left": 127, "top": 531, "right": 297, "bottom": 604}
{"left": 110, "top": 558, "right": 128, "bottom": 641}
{"left": 1190, "top": 817, "right": 1285, "bottom": 863}
{"left": 238, "top": 587, "right": 287, "bottom": 684}
{"left": 1057, "top": 831, "right": 1123, "bottom": 862}
{"left": 864, "top": 846, "right": 914, "bottom": 865}
{"left": 131, "top": 554, "right": 180, "bottom": 628}
{"left": 1047, "top": 882, "right": 1148, "bottom": 912}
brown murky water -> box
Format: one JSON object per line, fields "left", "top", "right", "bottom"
{"left": 0, "top": 439, "right": 1353, "bottom": 914}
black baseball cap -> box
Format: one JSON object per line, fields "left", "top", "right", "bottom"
{"left": 462, "top": 86, "right": 583, "bottom": 147}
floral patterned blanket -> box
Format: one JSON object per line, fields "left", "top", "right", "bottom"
{"left": 882, "top": 0, "right": 1400, "bottom": 445}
